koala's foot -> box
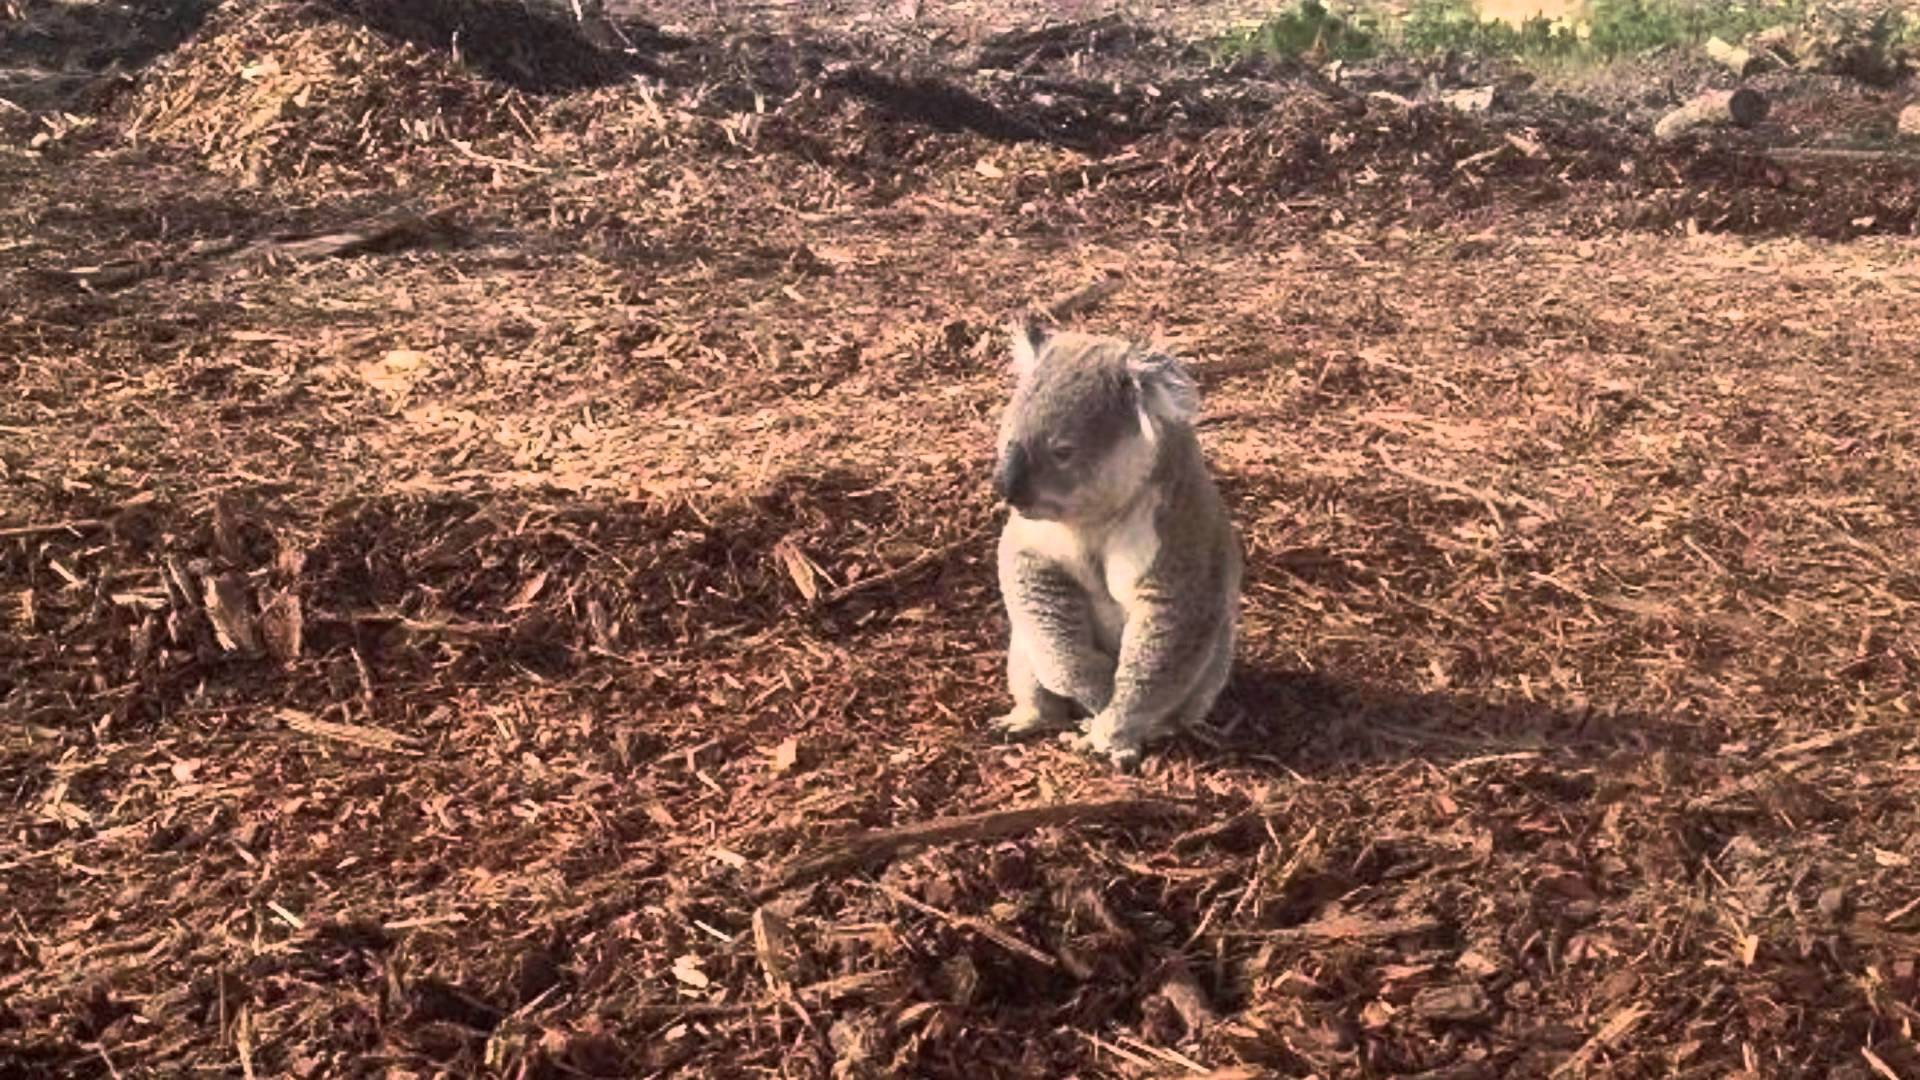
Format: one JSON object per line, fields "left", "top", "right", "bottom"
{"left": 1060, "top": 711, "right": 1146, "bottom": 772}
{"left": 993, "top": 705, "right": 1074, "bottom": 737}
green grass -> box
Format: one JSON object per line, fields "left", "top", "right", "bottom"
{"left": 1214, "top": 0, "right": 1837, "bottom": 64}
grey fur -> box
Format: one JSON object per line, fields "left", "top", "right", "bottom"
{"left": 991, "top": 319, "right": 1242, "bottom": 770}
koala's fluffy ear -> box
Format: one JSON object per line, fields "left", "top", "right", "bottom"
{"left": 1127, "top": 348, "right": 1200, "bottom": 437}
{"left": 1007, "top": 313, "right": 1049, "bottom": 381}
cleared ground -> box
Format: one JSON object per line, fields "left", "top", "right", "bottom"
{"left": 3, "top": 1, "right": 1918, "bottom": 1076}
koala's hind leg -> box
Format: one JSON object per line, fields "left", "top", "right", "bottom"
{"left": 994, "top": 633, "right": 1081, "bottom": 736}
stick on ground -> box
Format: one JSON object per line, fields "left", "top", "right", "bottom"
{"left": 759, "top": 797, "right": 1192, "bottom": 898}
{"left": 869, "top": 881, "right": 1060, "bottom": 970}
{"left": 277, "top": 708, "right": 426, "bottom": 755}
{"left": 1224, "top": 913, "right": 1443, "bottom": 944}
{"left": 1654, "top": 88, "right": 1769, "bottom": 141}
{"left": 0, "top": 518, "right": 107, "bottom": 539}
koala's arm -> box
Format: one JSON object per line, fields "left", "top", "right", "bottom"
{"left": 1105, "top": 560, "right": 1228, "bottom": 732}
{"left": 1001, "top": 548, "right": 1116, "bottom": 712}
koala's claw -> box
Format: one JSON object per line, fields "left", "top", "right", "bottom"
{"left": 1059, "top": 728, "right": 1144, "bottom": 772}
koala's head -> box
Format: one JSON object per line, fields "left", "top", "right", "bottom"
{"left": 993, "top": 317, "right": 1200, "bottom": 523}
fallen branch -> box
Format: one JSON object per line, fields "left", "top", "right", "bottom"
{"left": 760, "top": 797, "right": 1191, "bottom": 897}
{"left": 230, "top": 205, "right": 463, "bottom": 264}
{"left": 1654, "top": 88, "right": 1769, "bottom": 142}
{"left": 36, "top": 206, "right": 463, "bottom": 293}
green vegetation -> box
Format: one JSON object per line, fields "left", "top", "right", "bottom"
{"left": 1213, "top": 0, "right": 1854, "bottom": 64}
{"left": 1407, "top": 0, "right": 1814, "bottom": 59}
{"left": 1209, "top": 0, "right": 1386, "bottom": 63}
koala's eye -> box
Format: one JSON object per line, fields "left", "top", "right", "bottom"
{"left": 1047, "top": 441, "right": 1076, "bottom": 465}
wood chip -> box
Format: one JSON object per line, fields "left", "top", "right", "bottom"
{"left": 1412, "top": 982, "right": 1492, "bottom": 1023}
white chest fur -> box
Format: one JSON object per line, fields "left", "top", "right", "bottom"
{"left": 1009, "top": 495, "right": 1161, "bottom": 655}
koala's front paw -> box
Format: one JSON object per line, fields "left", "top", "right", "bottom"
{"left": 993, "top": 706, "right": 1069, "bottom": 737}
{"left": 1060, "top": 711, "right": 1145, "bottom": 772}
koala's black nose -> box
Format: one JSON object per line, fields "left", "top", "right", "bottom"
{"left": 995, "top": 443, "right": 1031, "bottom": 508}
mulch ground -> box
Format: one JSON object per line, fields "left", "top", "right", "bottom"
{"left": 3, "top": 1, "right": 1918, "bottom": 1077}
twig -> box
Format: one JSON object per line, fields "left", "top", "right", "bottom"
{"left": 819, "top": 531, "right": 982, "bottom": 606}
{"left": 1041, "top": 274, "right": 1123, "bottom": 323}
{"left": 1169, "top": 810, "right": 1255, "bottom": 853}
{"left": 266, "top": 901, "right": 305, "bottom": 931}
{"left": 1883, "top": 892, "right": 1920, "bottom": 927}
{"left": 449, "top": 138, "right": 551, "bottom": 175}
{"left": 1356, "top": 350, "right": 1468, "bottom": 398}
{"left": 0, "top": 517, "right": 107, "bottom": 539}
{"left": 1372, "top": 443, "right": 1554, "bottom": 523}
{"left": 1768, "top": 147, "right": 1920, "bottom": 165}
{"left": 1222, "top": 913, "right": 1443, "bottom": 944}
{"left": 1862, "top": 1046, "right": 1902, "bottom": 1080}
{"left": 1762, "top": 726, "right": 1871, "bottom": 761}
{"left": 1374, "top": 446, "right": 1506, "bottom": 530}
{"left": 628, "top": 970, "right": 898, "bottom": 1024}
{"left": 1552, "top": 1004, "right": 1647, "bottom": 1077}
{"left": 277, "top": 708, "right": 426, "bottom": 755}
{"left": 869, "top": 880, "right": 1060, "bottom": 970}
{"left": 86, "top": 1043, "right": 123, "bottom": 1080}
{"left": 0, "top": 824, "right": 144, "bottom": 871}
{"left": 1076, "top": 1030, "right": 1157, "bottom": 1069}
{"left": 236, "top": 1005, "right": 257, "bottom": 1080}
{"left": 760, "top": 797, "right": 1192, "bottom": 897}
{"left": 1118, "top": 1034, "right": 1210, "bottom": 1074}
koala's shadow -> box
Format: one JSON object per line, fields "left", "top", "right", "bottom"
{"left": 1180, "top": 658, "right": 1695, "bottom": 778}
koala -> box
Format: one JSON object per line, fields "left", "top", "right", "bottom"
{"left": 990, "top": 316, "right": 1242, "bottom": 770}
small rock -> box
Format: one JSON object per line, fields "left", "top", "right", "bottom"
{"left": 1899, "top": 104, "right": 1920, "bottom": 140}
{"left": 1817, "top": 886, "right": 1851, "bottom": 920}
{"left": 1440, "top": 85, "right": 1498, "bottom": 114}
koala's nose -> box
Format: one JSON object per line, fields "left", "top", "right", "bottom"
{"left": 995, "top": 444, "right": 1031, "bottom": 507}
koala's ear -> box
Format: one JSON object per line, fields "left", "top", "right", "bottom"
{"left": 1128, "top": 348, "right": 1200, "bottom": 436}
{"left": 1007, "top": 313, "right": 1048, "bottom": 381}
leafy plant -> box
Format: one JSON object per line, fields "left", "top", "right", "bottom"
{"left": 1211, "top": 1, "right": 1386, "bottom": 62}
{"left": 1225, "top": 0, "right": 1821, "bottom": 64}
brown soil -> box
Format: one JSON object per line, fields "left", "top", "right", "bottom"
{"left": 3, "top": 2, "right": 1918, "bottom": 1077}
